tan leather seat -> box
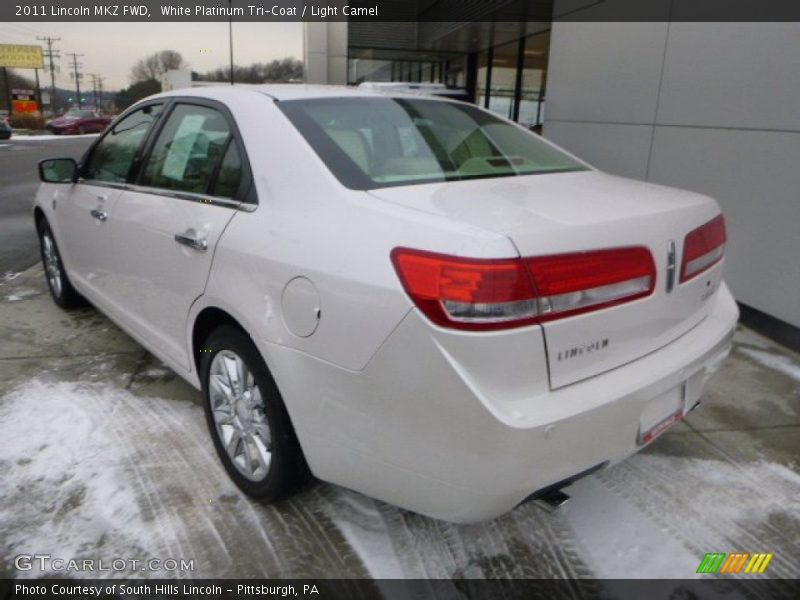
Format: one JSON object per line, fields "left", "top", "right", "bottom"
{"left": 327, "top": 130, "right": 371, "bottom": 174}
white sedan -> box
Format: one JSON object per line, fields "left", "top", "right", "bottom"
{"left": 34, "top": 85, "right": 738, "bottom": 522}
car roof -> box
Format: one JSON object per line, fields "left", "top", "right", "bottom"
{"left": 152, "top": 83, "right": 456, "bottom": 104}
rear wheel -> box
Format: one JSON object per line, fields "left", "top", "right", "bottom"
{"left": 37, "top": 220, "right": 85, "bottom": 309}
{"left": 200, "top": 325, "right": 309, "bottom": 500}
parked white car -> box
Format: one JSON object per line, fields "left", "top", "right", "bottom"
{"left": 34, "top": 85, "right": 738, "bottom": 522}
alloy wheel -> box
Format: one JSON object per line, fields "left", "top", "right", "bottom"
{"left": 208, "top": 350, "right": 272, "bottom": 481}
{"left": 42, "top": 233, "right": 63, "bottom": 298}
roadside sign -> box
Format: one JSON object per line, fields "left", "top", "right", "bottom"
{"left": 11, "top": 89, "right": 38, "bottom": 114}
{"left": 0, "top": 44, "right": 44, "bottom": 69}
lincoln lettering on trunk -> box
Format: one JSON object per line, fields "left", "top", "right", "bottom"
{"left": 557, "top": 339, "right": 609, "bottom": 362}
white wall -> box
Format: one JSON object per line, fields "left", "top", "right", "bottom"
{"left": 545, "top": 18, "right": 800, "bottom": 328}
{"left": 303, "top": 22, "right": 348, "bottom": 85}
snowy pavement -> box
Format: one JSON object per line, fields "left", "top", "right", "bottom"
{"left": 4, "top": 133, "right": 101, "bottom": 142}
{"left": 0, "top": 266, "right": 799, "bottom": 591}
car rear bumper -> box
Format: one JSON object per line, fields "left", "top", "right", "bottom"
{"left": 259, "top": 283, "right": 738, "bottom": 522}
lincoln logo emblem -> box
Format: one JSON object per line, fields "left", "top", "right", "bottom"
{"left": 666, "top": 240, "right": 677, "bottom": 293}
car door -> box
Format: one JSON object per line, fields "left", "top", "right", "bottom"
{"left": 88, "top": 112, "right": 106, "bottom": 133}
{"left": 55, "top": 103, "right": 164, "bottom": 299}
{"left": 108, "top": 100, "right": 252, "bottom": 371}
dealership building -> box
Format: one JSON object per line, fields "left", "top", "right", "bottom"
{"left": 303, "top": 1, "right": 800, "bottom": 333}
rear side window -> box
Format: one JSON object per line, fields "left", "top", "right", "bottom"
{"left": 140, "top": 104, "right": 236, "bottom": 196}
{"left": 212, "top": 142, "right": 243, "bottom": 198}
{"left": 84, "top": 104, "right": 163, "bottom": 183}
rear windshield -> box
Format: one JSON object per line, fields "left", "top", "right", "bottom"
{"left": 278, "top": 97, "right": 586, "bottom": 190}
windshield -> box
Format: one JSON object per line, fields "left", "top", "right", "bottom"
{"left": 279, "top": 97, "right": 586, "bottom": 190}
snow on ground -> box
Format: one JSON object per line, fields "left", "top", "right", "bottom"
{"left": 738, "top": 346, "right": 800, "bottom": 383}
{"left": 0, "top": 380, "right": 203, "bottom": 578}
{"left": 9, "top": 133, "right": 100, "bottom": 141}
{"left": 2, "top": 288, "right": 40, "bottom": 303}
{"left": 1, "top": 272, "right": 22, "bottom": 284}
{"left": 566, "top": 454, "right": 800, "bottom": 579}
{"left": 1, "top": 377, "right": 799, "bottom": 584}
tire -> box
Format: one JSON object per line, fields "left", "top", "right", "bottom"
{"left": 37, "top": 220, "right": 86, "bottom": 309}
{"left": 200, "top": 325, "right": 310, "bottom": 501}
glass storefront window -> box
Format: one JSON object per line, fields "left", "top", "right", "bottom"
{"left": 476, "top": 51, "right": 490, "bottom": 108}
{"left": 471, "top": 30, "right": 551, "bottom": 130}
{"left": 445, "top": 57, "right": 467, "bottom": 89}
{"left": 347, "top": 49, "right": 462, "bottom": 87}
{"left": 487, "top": 40, "right": 520, "bottom": 121}
{"left": 517, "top": 31, "right": 550, "bottom": 130}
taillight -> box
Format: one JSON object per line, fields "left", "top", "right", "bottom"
{"left": 390, "top": 249, "right": 539, "bottom": 331}
{"left": 680, "top": 214, "right": 726, "bottom": 283}
{"left": 391, "top": 246, "right": 655, "bottom": 331}
{"left": 526, "top": 247, "right": 656, "bottom": 322}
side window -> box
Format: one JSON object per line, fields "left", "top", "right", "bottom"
{"left": 84, "top": 104, "right": 163, "bottom": 183}
{"left": 212, "top": 142, "right": 243, "bottom": 198}
{"left": 140, "top": 104, "right": 234, "bottom": 195}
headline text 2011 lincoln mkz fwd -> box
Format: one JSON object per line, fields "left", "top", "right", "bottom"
{"left": 35, "top": 85, "right": 737, "bottom": 522}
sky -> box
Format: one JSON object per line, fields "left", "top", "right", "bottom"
{"left": 1, "top": 22, "right": 304, "bottom": 90}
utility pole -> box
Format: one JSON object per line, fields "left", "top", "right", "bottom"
{"left": 37, "top": 36, "right": 60, "bottom": 116}
{"left": 66, "top": 52, "right": 84, "bottom": 109}
{"left": 89, "top": 74, "right": 99, "bottom": 111}
{"left": 96, "top": 76, "right": 105, "bottom": 112}
{"left": 228, "top": 0, "right": 234, "bottom": 85}
{"left": 89, "top": 75, "right": 105, "bottom": 112}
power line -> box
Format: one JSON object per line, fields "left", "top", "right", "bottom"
{"left": 65, "top": 52, "right": 84, "bottom": 109}
{"left": 37, "top": 36, "right": 60, "bottom": 116}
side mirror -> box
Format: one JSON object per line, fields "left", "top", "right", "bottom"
{"left": 39, "top": 158, "right": 78, "bottom": 183}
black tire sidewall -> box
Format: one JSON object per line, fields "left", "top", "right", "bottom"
{"left": 200, "top": 325, "right": 307, "bottom": 501}
{"left": 37, "top": 221, "right": 72, "bottom": 308}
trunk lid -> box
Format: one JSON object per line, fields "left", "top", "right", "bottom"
{"left": 370, "top": 171, "right": 725, "bottom": 388}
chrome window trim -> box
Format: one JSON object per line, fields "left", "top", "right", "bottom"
{"left": 75, "top": 180, "right": 256, "bottom": 212}
{"left": 128, "top": 184, "right": 254, "bottom": 212}
{"left": 75, "top": 179, "right": 128, "bottom": 191}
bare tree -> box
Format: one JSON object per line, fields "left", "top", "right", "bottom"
{"left": 194, "top": 57, "right": 303, "bottom": 84}
{"left": 130, "top": 50, "right": 187, "bottom": 83}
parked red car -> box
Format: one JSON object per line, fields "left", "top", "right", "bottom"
{"left": 46, "top": 109, "right": 112, "bottom": 135}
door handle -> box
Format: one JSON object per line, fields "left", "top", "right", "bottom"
{"left": 174, "top": 232, "right": 208, "bottom": 252}
{"left": 90, "top": 209, "right": 108, "bottom": 222}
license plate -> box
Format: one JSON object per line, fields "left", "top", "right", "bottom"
{"left": 637, "top": 384, "right": 686, "bottom": 445}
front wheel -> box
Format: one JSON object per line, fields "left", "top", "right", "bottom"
{"left": 37, "top": 220, "right": 85, "bottom": 309}
{"left": 201, "top": 326, "right": 309, "bottom": 501}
